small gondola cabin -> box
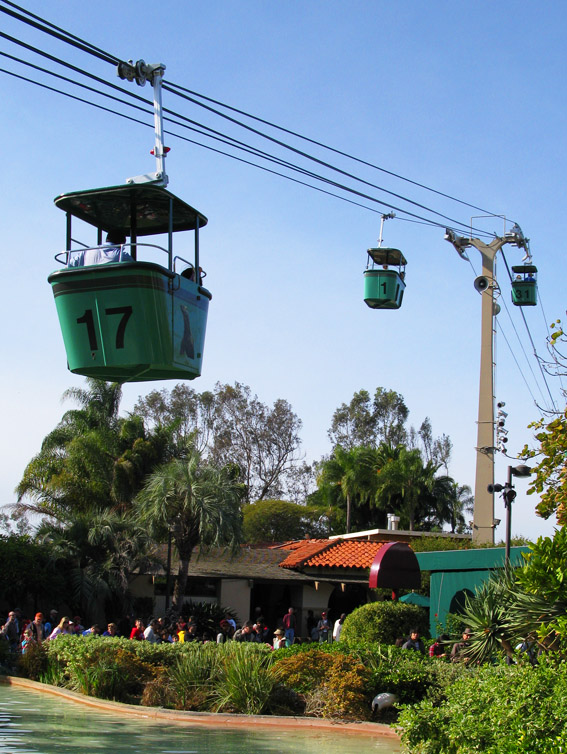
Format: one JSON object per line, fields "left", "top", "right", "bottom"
{"left": 48, "top": 183, "right": 211, "bottom": 382}
{"left": 363, "top": 247, "right": 407, "bottom": 310}
{"left": 511, "top": 264, "right": 537, "bottom": 307}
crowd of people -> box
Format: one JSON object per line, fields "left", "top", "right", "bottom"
{"left": 1, "top": 606, "right": 348, "bottom": 654}
{"left": 398, "top": 627, "right": 473, "bottom": 661}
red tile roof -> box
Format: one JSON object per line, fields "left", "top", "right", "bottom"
{"left": 279, "top": 539, "right": 386, "bottom": 570}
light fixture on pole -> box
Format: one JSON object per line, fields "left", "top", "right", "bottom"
{"left": 488, "top": 464, "right": 531, "bottom": 565}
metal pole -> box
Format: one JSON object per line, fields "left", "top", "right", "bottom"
{"left": 469, "top": 238, "right": 506, "bottom": 544}
{"left": 446, "top": 228, "right": 530, "bottom": 546}
{"left": 505, "top": 465, "right": 512, "bottom": 565}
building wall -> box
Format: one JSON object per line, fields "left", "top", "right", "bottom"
{"left": 219, "top": 579, "right": 251, "bottom": 625}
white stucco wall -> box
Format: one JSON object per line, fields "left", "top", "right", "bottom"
{"left": 219, "top": 579, "right": 252, "bottom": 625}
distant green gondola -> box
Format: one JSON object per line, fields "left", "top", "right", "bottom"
{"left": 48, "top": 182, "right": 211, "bottom": 382}
{"left": 511, "top": 264, "right": 537, "bottom": 307}
{"left": 364, "top": 247, "right": 407, "bottom": 310}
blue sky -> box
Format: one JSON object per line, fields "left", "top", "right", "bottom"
{"left": 1, "top": 0, "right": 565, "bottom": 539}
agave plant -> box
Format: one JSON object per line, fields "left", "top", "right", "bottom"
{"left": 458, "top": 568, "right": 518, "bottom": 664}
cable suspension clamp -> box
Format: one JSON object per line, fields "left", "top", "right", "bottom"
{"left": 118, "top": 59, "right": 169, "bottom": 187}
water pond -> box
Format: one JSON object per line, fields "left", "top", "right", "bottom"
{"left": 0, "top": 685, "right": 400, "bottom": 754}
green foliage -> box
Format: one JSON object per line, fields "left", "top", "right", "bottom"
{"left": 409, "top": 536, "right": 473, "bottom": 553}
{"left": 273, "top": 641, "right": 459, "bottom": 718}
{"left": 455, "top": 532, "right": 567, "bottom": 661}
{"left": 177, "top": 601, "right": 237, "bottom": 637}
{"left": 398, "top": 658, "right": 567, "bottom": 754}
{"left": 167, "top": 642, "right": 220, "bottom": 709}
{"left": 0, "top": 535, "right": 64, "bottom": 613}
{"left": 457, "top": 569, "right": 517, "bottom": 664}
{"left": 516, "top": 527, "right": 567, "bottom": 601}
{"left": 341, "top": 601, "right": 430, "bottom": 644}
{"left": 211, "top": 642, "right": 276, "bottom": 714}
{"left": 243, "top": 499, "right": 318, "bottom": 543}
{"left": 16, "top": 379, "right": 165, "bottom": 518}
{"left": 317, "top": 445, "right": 378, "bottom": 532}
{"left": 134, "top": 382, "right": 304, "bottom": 504}
{"left": 135, "top": 443, "right": 244, "bottom": 607}
{"left": 42, "top": 635, "right": 155, "bottom": 701}
{"left": 521, "top": 401, "right": 567, "bottom": 522}
{"left": 17, "top": 642, "right": 48, "bottom": 680}
{"left": 35, "top": 508, "right": 159, "bottom": 623}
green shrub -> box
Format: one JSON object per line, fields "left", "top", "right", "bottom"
{"left": 398, "top": 658, "right": 567, "bottom": 754}
{"left": 370, "top": 647, "right": 459, "bottom": 705}
{"left": 273, "top": 649, "right": 337, "bottom": 693}
{"left": 18, "top": 642, "right": 48, "bottom": 680}
{"left": 167, "top": 643, "right": 220, "bottom": 710}
{"left": 341, "top": 601, "right": 429, "bottom": 644}
{"left": 43, "top": 635, "right": 155, "bottom": 701}
{"left": 211, "top": 643, "right": 276, "bottom": 715}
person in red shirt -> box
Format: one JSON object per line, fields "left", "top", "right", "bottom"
{"left": 129, "top": 619, "right": 145, "bottom": 640}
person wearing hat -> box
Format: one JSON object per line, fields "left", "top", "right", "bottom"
{"left": 451, "top": 628, "right": 472, "bottom": 662}
{"left": 30, "top": 613, "right": 46, "bottom": 645}
{"left": 273, "top": 628, "right": 286, "bottom": 650}
{"left": 44, "top": 609, "right": 58, "bottom": 637}
{"left": 317, "top": 611, "right": 330, "bottom": 643}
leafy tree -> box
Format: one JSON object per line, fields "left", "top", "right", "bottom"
{"left": 134, "top": 445, "right": 244, "bottom": 608}
{"left": 373, "top": 387, "right": 409, "bottom": 446}
{"left": 521, "top": 407, "right": 567, "bottom": 523}
{"left": 134, "top": 382, "right": 304, "bottom": 503}
{"left": 243, "top": 499, "right": 321, "bottom": 543}
{"left": 425, "top": 480, "right": 474, "bottom": 533}
{"left": 327, "top": 389, "right": 376, "bottom": 449}
{"left": 0, "top": 534, "right": 64, "bottom": 613}
{"left": 328, "top": 387, "right": 409, "bottom": 449}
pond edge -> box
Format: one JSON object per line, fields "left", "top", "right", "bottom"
{"left": 3, "top": 676, "right": 400, "bottom": 740}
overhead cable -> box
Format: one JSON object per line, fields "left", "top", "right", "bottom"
{"left": 0, "top": 42, "right": 490, "bottom": 235}
{"left": 1, "top": 3, "right": 499, "bottom": 237}
{"left": 162, "top": 82, "right": 493, "bottom": 238}
{"left": 166, "top": 81, "right": 502, "bottom": 219}
{"left": 0, "top": 63, "right": 397, "bottom": 217}
{"left": 500, "top": 249, "right": 559, "bottom": 413}
{"left": 0, "top": 0, "right": 119, "bottom": 65}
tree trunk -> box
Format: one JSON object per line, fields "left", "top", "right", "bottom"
{"left": 346, "top": 492, "right": 351, "bottom": 534}
{"left": 172, "top": 544, "right": 194, "bottom": 610}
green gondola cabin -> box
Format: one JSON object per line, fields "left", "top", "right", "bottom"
{"left": 511, "top": 264, "right": 537, "bottom": 307}
{"left": 48, "top": 182, "right": 211, "bottom": 382}
{"left": 363, "top": 247, "right": 407, "bottom": 310}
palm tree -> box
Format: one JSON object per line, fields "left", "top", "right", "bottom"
{"left": 17, "top": 379, "right": 171, "bottom": 518}
{"left": 374, "top": 447, "right": 438, "bottom": 530}
{"left": 317, "top": 446, "right": 376, "bottom": 533}
{"left": 36, "top": 507, "right": 158, "bottom": 623}
{"left": 134, "top": 445, "right": 244, "bottom": 608}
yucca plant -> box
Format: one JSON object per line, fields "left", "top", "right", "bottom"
{"left": 211, "top": 642, "right": 275, "bottom": 714}
{"left": 167, "top": 643, "right": 219, "bottom": 710}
